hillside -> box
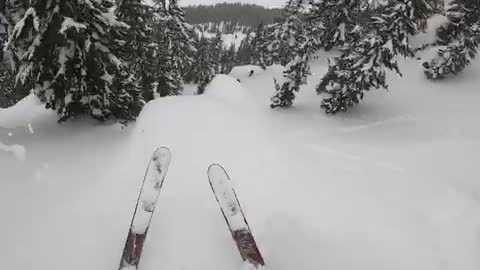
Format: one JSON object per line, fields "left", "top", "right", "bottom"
{"left": 1, "top": 50, "right": 480, "bottom": 269}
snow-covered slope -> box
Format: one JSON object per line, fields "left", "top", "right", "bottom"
{"left": 1, "top": 55, "right": 480, "bottom": 270}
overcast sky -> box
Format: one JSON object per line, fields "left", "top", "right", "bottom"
{"left": 146, "top": 0, "right": 286, "bottom": 8}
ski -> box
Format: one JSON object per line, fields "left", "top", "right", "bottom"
{"left": 207, "top": 164, "right": 265, "bottom": 268}
{"left": 119, "top": 147, "right": 171, "bottom": 270}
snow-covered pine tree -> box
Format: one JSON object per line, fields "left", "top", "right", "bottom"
{"left": 261, "top": 23, "right": 281, "bottom": 66}
{"left": 317, "top": 0, "right": 430, "bottom": 114}
{"left": 114, "top": 0, "right": 156, "bottom": 100}
{"left": 194, "top": 36, "right": 216, "bottom": 94}
{"left": 151, "top": 0, "right": 196, "bottom": 97}
{"left": 263, "top": 0, "right": 306, "bottom": 67}
{"left": 0, "top": 3, "right": 7, "bottom": 62}
{"left": 6, "top": 0, "right": 144, "bottom": 122}
{"left": 307, "top": 0, "right": 363, "bottom": 51}
{"left": 423, "top": 0, "right": 480, "bottom": 79}
{"left": 0, "top": 64, "right": 16, "bottom": 108}
{"left": 250, "top": 23, "right": 268, "bottom": 69}
{"left": 3, "top": 0, "right": 29, "bottom": 67}
{"left": 236, "top": 32, "right": 255, "bottom": 65}
{"left": 220, "top": 44, "right": 236, "bottom": 74}
{"left": 270, "top": 35, "right": 316, "bottom": 108}
{"left": 149, "top": 1, "right": 174, "bottom": 98}
{"left": 211, "top": 32, "right": 223, "bottom": 74}
{"left": 1, "top": 1, "right": 31, "bottom": 107}
{"left": 270, "top": 0, "right": 315, "bottom": 108}
{"left": 167, "top": 0, "right": 196, "bottom": 81}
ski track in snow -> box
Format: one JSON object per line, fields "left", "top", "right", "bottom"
{"left": 1, "top": 56, "right": 480, "bottom": 270}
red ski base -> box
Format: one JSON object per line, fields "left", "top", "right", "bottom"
{"left": 119, "top": 230, "right": 147, "bottom": 268}
{"left": 232, "top": 228, "right": 265, "bottom": 267}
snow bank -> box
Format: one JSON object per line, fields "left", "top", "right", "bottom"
{"left": 203, "top": 74, "right": 248, "bottom": 104}
{"left": 0, "top": 140, "right": 26, "bottom": 160}
{"left": 229, "top": 65, "right": 265, "bottom": 81}
{"left": 0, "top": 94, "right": 54, "bottom": 128}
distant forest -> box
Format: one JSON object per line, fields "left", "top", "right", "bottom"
{"left": 184, "top": 3, "right": 283, "bottom": 27}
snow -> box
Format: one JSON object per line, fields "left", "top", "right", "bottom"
{"left": 0, "top": 94, "right": 54, "bottom": 128}
{"left": 0, "top": 141, "right": 26, "bottom": 161}
{"left": 229, "top": 65, "right": 266, "bottom": 81}
{"left": 59, "top": 17, "right": 86, "bottom": 34}
{"left": 1, "top": 44, "right": 480, "bottom": 270}
{"left": 27, "top": 123, "right": 34, "bottom": 134}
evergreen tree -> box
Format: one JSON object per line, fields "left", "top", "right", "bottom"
{"left": 236, "top": 32, "right": 255, "bottom": 65}
{"left": 193, "top": 37, "right": 216, "bottom": 94}
{"left": 270, "top": 37, "right": 316, "bottom": 108}
{"left": 317, "top": 0, "right": 430, "bottom": 114}
{"left": 270, "top": 0, "right": 316, "bottom": 108}
{"left": 115, "top": 0, "right": 156, "bottom": 100}
{"left": 422, "top": 0, "right": 480, "bottom": 79}
{"left": 182, "top": 34, "right": 217, "bottom": 93}
{"left": 211, "top": 32, "right": 223, "bottom": 74}
{"left": 220, "top": 44, "right": 236, "bottom": 74}
{"left": 250, "top": 23, "right": 268, "bottom": 68}
{"left": 168, "top": 0, "right": 197, "bottom": 79}
{"left": 0, "top": 4, "right": 7, "bottom": 62}
{"left": 2, "top": 0, "right": 30, "bottom": 66}
{"left": 263, "top": 0, "right": 306, "bottom": 67}
{"left": 308, "top": 0, "right": 364, "bottom": 51}
{"left": 0, "top": 64, "right": 15, "bottom": 108}
{"left": 150, "top": 5, "right": 178, "bottom": 98}
{"left": 6, "top": 0, "right": 144, "bottom": 122}
{"left": 150, "top": 0, "right": 195, "bottom": 97}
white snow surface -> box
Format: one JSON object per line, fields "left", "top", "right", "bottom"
{"left": 229, "top": 65, "right": 266, "bottom": 81}
{"left": 1, "top": 55, "right": 480, "bottom": 270}
{"left": 0, "top": 141, "right": 26, "bottom": 161}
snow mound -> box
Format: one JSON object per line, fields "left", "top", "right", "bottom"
{"left": 0, "top": 141, "right": 26, "bottom": 161}
{"left": 0, "top": 94, "right": 54, "bottom": 128}
{"left": 203, "top": 74, "right": 247, "bottom": 104}
{"left": 229, "top": 65, "right": 265, "bottom": 81}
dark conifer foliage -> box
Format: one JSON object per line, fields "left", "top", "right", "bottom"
{"left": 307, "top": 0, "right": 364, "bottom": 51}
{"left": 6, "top": 0, "right": 144, "bottom": 122}
{"left": 185, "top": 36, "right": 216, "bottom": 95}
{"left": 270, "top": 0, "right": 313, "bottom": 108}
{"left": 183, "top": 3, "right": 282, "bottom": 28}
{"left": 0, "top": 64, "right": 16, "bottom": 108}
{"left": 317, "top": 0, "right": 430, "bottom": 114}
{"left": 150, "top": 0, "right": 196, "bottom": 98}
{"left": 220, "top": 45, "right": 236, "bottom": 74}
{"left": 115, "top": 0, "right": 156, "bottom": 99}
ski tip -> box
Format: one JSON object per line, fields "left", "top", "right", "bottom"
{"left": 207, "top": 163, "right": 225, "bottom": 174}
{"left": 152, "top": 146, "right": 171, "bottom": 160}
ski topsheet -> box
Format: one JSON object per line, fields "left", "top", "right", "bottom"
{"left": 119, "top": 147, "right": 171, "bottom": 270}
{"left": 207, "top": 164, "right": 265, "bottom": 268}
